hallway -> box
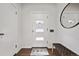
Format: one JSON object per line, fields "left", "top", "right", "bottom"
{"left": 0, "top": 3, "right": 79, "bottom": 56}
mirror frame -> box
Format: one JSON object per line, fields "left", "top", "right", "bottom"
{"left": 60, "top": 3, "right": 79, "bottom": 29}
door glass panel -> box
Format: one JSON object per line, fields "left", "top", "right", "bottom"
{"left": 36, "top": 37, "right": 44, "bottom": 41}
{"left": 36, "top": 20, "right": 44, "bottom": 24}
{"left": 36, "top": 29, "right": 44, "bottom": 32}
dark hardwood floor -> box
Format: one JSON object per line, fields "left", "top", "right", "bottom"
{"left": 15, "top": 48, "right": 31, "bottom": 56}
{"left": 15, "top": 48, "right": 53, "bottom": 56}
{"left": 15, "top": 43, "right": 78, "bottom": 56}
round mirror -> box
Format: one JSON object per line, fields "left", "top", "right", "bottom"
{"left": 60, "top": 3, "right": 79, "bottom": 29}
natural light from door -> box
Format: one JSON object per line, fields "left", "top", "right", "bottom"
{"left": 36, "top": 37, "right": 44, "bottom": 41}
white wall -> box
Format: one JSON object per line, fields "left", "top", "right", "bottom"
{"left": 22, "top": 3, "right": 58, "bottom": 48}
{"left": 57, "top": 3, "right": 79, "bottom": 55}
{"left": 0, "top": 3, "right": 22, "bottom": 56}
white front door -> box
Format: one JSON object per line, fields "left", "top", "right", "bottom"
{"left": 31, "top": 11, "right": 49, "bottom": 47}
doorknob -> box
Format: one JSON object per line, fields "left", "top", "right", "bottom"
{"left": 47, "top": 41, "right": 48, "bottom": 44}
{"left": 47, "top": 28, "right": 48, "bottom": 31}
{"left": 32, "top": 30, "right": 34, "bottom": 32}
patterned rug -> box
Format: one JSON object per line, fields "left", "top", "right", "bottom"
{"left": 30, "top": 47, "right": 49, "bottom": 56}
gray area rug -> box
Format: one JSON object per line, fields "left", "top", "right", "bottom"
{"left": 30, "top": 48, "right": 49, "bottom": 56}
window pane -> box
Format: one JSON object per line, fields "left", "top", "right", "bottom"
{"left": 36, "top": 37, "right": 44, "bottom": 41}
{"left": 36, "top": 29, "right": 44, "bottom": 32}
{"left": 36, "top": 20, "right": 44, "bottom": 24}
